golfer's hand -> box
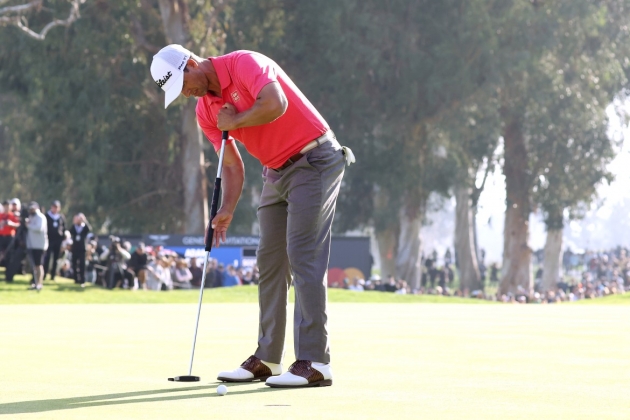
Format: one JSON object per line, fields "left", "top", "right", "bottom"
{"left": 217, "top": 103, "right": 238, "bottom": 131}
{"left": 210, "top": 208, "right": 233, "bottom": 248}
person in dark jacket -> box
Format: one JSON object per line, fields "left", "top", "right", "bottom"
{"left": 69, "top": 213, "right": 91, "bottom": 286}
{"left": 128, "top": 243, "right": 149, "bottom": 290}
{"left": 43, "top": 200, "right": 67, "bottom": 281}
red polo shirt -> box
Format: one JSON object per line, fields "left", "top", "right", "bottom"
{"left": 196, "top": 50, "right": 329, "bottom": 169}
{"left": 0, "top": 211, "right": 18, "bottom": 236}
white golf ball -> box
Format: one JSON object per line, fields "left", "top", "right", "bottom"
{"left": 216, "top": 384, "right": 228, "bottom": 396}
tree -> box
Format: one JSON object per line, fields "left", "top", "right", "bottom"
{"left": 0, "top": 0, "right": 83, "bottom": 41}
{"left": 491, "top": 0, "right": 629, "bottom": 296}
{"left": 0, "top": 0, "right": 185, "bottom": 232}
{"left": 225, "top": 0, "right": 498, "bottom": 287}
{"left": 434, "top": 91, "right": 501, "bottom": 292}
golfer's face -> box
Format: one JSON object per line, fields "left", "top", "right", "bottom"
{"left": 182, "top": 68, "right": 206, "bottom": 98}
{"left": 51, "top": 205, "right": 59, "bottom": 214}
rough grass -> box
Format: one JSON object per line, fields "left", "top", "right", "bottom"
{"left": 0, "top": 270, "right": 490, "bottom": 305}
{"left": 2, "top": 269, "right": 626, "bottom": 305}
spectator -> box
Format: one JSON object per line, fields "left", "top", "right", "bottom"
{"left": 146, "top": 256, "right": 172, "bottom": 291}
{"left": 43, "top": 200, "right": 67, "bottom": 281}
{"left": 173, "top": 258, "right": 193, "bottom": 289}
{"left": 212, "top": 262, "right": 225, "bottom": 288}
{"left": 222, "top": 265, "right": 240, "bottom": 287}
{"left": 101, "top": 237, "right": 132, "bottom": 289}
{"left": 348, "top": 277, "right": 364, "bottom": 291}
{"left": 189, "top": 257, "right": 203, "bottom": 288}
{"left": 395, "top": 280, "right": 408, "bottom": 294}
{"left": 0, "top": 198, "right": 21, "bottom": 264}
{"left": 59, "top": 260, "right": 73, "bottom": 278}
{"left": 128, "top": 242, "right": 149, "bottom": 290}
{"left": 85, "top": 241, "right": 100, "bottom": 284}
{"left": 241, "top": 268, "right": 254, "bottom": 285}
{"left": 69, "top": 213, "right": 92, "bottom": 286}
{"left": 26, "top": 202, "right": 48, "bottom": 291}
{"left": 384, "top": 275, "right": 397, "bottom": 292}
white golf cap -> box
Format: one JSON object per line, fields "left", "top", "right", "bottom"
{"left": 150, "top": 44, "right": 192, "bottom": 108}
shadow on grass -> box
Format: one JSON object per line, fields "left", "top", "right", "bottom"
{"left": 0, "top": 383, "right": 289, "bottom": 414}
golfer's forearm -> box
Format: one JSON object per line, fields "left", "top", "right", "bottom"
{"left": 232, "top": 101, "right": 285, "bottom": 129}
{"left": 231, "top": 83, "right": 288, "bottom": 129}
{"left": 220, "top": 164, "right": 245, "bottom": 214}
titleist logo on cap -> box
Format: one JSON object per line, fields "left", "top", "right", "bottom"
{"left": 155, "top": 71, "right": 172, "bottom": 88}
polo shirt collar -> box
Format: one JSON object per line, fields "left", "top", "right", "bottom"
{"left": 208, "top": 56, "right": 231, "bottom": 103}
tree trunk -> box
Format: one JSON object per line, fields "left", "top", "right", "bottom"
{"left": 541, "top": 228, "right": 563, "bottom": 292}
{"left": 375, "top": 226, "right": 398, "bottom": 279}
{"left": 181, "top": 100, "right": 208, "bottom": 234}
{"left": 499, "top": 118, "right": 532, "bottom": 296}
{"left": 157, "top": 0, "right": 208, "bottom": 234}
{"left": 395, "top": 203, "right": 424, "bottom": 290}
{"left": 454, "top": 184, "right": 481, "bottom": 293}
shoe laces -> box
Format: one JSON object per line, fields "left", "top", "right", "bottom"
{"left": 288, "top": 360, "right": 311, "bottom": 373}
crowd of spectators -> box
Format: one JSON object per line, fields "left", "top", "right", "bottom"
{"left": 2, "top": 198, "right": 628, "bottom": 301}
{"left": 0, "top": 198, "right": 259, "bottom": 291}
{"left": 336, "top": 247, "right": 629, "bottom": 303}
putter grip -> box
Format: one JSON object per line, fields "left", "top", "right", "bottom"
{"left": 205, "top": 178, "right": 222, "bottom": 252}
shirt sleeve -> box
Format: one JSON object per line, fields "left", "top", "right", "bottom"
{"left": 233, "top": 52, "right": 278, "bottom": 99}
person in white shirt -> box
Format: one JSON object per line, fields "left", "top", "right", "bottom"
{"left": 26, "top": 202, "right": 48, "bottom": 291}
{"left": 173, "top": 258, "right": 193, "bottom": 289}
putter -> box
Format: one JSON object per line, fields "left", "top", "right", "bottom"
{"left": 169, "top": 130, "right": 229, "bottom": 382}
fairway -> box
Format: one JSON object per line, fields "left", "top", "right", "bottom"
{"left": 0, "top": 304, "right": 628, "bottom": 419}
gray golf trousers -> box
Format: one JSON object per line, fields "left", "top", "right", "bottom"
{"left": 254, "top": 131, "right": 345, "bottom": 365}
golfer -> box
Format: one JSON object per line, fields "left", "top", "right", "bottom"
{"left": 151, "top": 45, "right": 354, "bottom": 388}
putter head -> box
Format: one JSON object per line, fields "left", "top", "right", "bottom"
{"left": 168, "top": 375, "right": 200, "bottom": 382}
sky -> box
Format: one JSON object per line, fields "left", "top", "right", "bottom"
{"left": 420, "top": 103, "right": 630, "bottom": 265}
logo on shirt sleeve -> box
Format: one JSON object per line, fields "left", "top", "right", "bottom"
{"left": 231, "top": 91, "right": 240, "bottom": 102}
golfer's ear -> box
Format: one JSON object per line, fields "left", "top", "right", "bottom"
{"left": 186, "top": 58, "right": 198, "bottom": 70}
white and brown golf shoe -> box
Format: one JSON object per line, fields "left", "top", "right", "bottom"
{"left": 217, "top": 355, "right": 282, "bottom": 383}
{"left": 265, "top": 360, "right": 332, "bottom": 388}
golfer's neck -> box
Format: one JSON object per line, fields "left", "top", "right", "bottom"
{"left": 203, "top": 59, "right": 221, "bottom": 97}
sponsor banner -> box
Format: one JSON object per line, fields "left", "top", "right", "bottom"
{"left": 143, "top": 235, "right": 260, "bottom": 247}
{"left": 140, "top": 235, "right": 371, "bottom": 276}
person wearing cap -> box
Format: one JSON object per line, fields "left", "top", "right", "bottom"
{"left": 43, "top": 200, "right": 67, "bottom": 281}
{"left": 151, "top": 45, "right": 356, "bottom": 388}
{"left": 26, "top": 202, "right": 48, "bottom": 291}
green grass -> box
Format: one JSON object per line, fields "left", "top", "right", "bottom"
{"left": 573, "top": 292, "right": 630, "bottom": 304}
{"left": 0, "top": 304, "right": 628, "bottom": 419}
{"left": 2, "top": 269, "right": 627, "bottom": 305}
{"left": 0, "top": 271, "right": 490, "bottom": 305}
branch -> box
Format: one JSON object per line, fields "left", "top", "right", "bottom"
{"left": 0, "top": 0, "right": 83, "bottom": 41}
{"left": 0, "top": 0, "right": 41, "bottom": 15}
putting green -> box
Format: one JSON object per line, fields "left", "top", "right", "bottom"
{"left": 0, "top": 304, "right": 628, "bottom": 419}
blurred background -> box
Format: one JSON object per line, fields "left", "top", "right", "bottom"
{"left": 2, "top": 0, "right": 630, "bottom": 297}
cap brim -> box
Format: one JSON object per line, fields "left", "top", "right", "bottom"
{"left": 164, "top": 71, "right": 184, "bottom": 109}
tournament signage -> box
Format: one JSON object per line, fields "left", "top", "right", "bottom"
{"left": 143, "top": 235, "right": 260, "bottom": 247}
{"left": 141, "top": 234, "right": 371, "bottom": 280}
